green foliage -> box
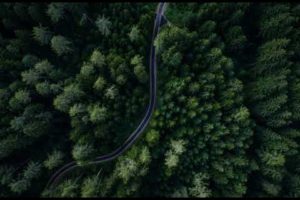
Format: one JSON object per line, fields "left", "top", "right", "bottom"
{"left": 116, "top": 158, "right": 138, "bottom": 184}
{"left": 80, "top": 63, "right": 94, "bottom": 77}
{"left": 129, "top": 26, "right": 141, "bottom": 42}
{"left": 9, "top": 179, "right": 30, "bottom": 194}
{"left": 22, "top": 54, "right": 39, "bottom": 68}
{"left": 44, "top": 150, "right": 64, "bottom": 170}
{"left": 9, "top": 161, "right": 42, "bottom": 194}
{"left": 72, "top": 143, "right": 95, "bottom": 165}
{"left": 58, "top": 179, "right": 79, "bottom": 197}
{"left": 23, "top": 161, "right": 42, "bottom": 180}
{"left": 69, "top": 103, "right": 86, "bottom": 118}
{"left": 171, "top": 187, "right": 189, "bottom": 197}
{"left": 34, "top": 60, "right": 54, "bottom": 74}
{"left": 47, "top": 3, "right": 66, "bottom": 23}
{"left": 164, "top": 139, "right": 186, "bottom": 171}
{"left": 51, "top": 35, "right": 73, "bottom": 56}
{"left": 145, "top": 129, "right": 160, "bottom": 146}
{"left": 9, "top": 89, "right": 31, "bottom": 110}
{"left": 21, "top": 69, "right": 40, "bottom": 85}
{"left": 188, "top": 173, "right": 211, "bottom": 198}
{"left": 54, "top": 84, "right": 85, "bottom": 112}
{"left": 81, "top": 175, "right": 101, "bottom": 197}
{"left": 104, "top": 85, "right": 118, "bottom": 100}
{"left": 0, "top": 166, "right": 14, "bottom": 186}
{"left": 90, "top": 50, "right": 105, "bottom": 68}
{"left": 93, "top": 76, "right": 106, "bottom": 91}
{"left": 131, "top": 55, "right": 147, "bottom": 83}
{"left": 35, "top": 81, "right": 52, "bottom": 96}
{"left": 95, "top": 15, "right": 111, "bottom": 36}
{"left": 0, "top": 2, "right": 299, "bottom": 198}
{"left": 33, "top": 26, "right": 53, "bottom": 45}
{"left": 88, "top": 104, "right": 107, "bottom": 123}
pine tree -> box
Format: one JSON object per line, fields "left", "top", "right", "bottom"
{"left": 51, "top": 35, "right": 73, "bottom": 56}
{"left": 44, "top": 150, "right": 64, "bottom": 170}
{"left": 95, "top": 15, "right": 112, "bottom": 36}
{"left": 47, "top": 3, "right": 66, "bottom": 23}
{"left": 54, "top": 84, "right": 85, "bottom": 112}
{"left": 72, "top": 143, "right": 95, "bottom": 166}
{"left": 32, "top": 26, "right": 53, "bottom": 45}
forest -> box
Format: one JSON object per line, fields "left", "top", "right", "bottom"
{"left": 0, "top": 2, "right": 299, "bottom": 198}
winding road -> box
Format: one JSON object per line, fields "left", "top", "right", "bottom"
{"left": 46, "top": 2, "right": 167, "bottom": 190}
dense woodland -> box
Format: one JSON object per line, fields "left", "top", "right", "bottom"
{"left": 0, "top": 2, "right": 299, "bottom": 197}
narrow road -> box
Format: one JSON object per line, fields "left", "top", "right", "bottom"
{"left": 46, "top": 2, "right": 167, "bottom": 190}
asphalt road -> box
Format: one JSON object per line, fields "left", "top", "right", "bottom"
{"left": 46, "top": 2, "right": 167, "bottom": 190}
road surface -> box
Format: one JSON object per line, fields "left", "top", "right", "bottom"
{"left": 46, "top": 2, "right": 167, "bottom": 190}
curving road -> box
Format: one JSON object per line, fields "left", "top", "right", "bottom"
{"left": 46, "top": 2, "right": 167, "bottom": 190}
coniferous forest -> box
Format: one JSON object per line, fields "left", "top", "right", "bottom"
{"left": 0, "top": 2, "right": 300, "bottom": 198}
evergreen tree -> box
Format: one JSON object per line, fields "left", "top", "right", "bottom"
{"left": 32, "top": 26, "right": 53, "bottom": 45}
{"left": 0, "top": 2, "right": 299, "bottom": 198}
{"left": 51, "top": 35, "right": 73, "bottom": 56}
{"left": 95, "top": 15, "right": 111, "bottom": 36}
